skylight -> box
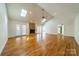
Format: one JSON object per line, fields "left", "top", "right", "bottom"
{"left": 21, "top": 9, "right": 27, "bottom": 17}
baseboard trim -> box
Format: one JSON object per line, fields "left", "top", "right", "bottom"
{"left": 0, "top": 39, "right": 8, "bottom": 56}
{"left": 45, "top": 33, "right": 74, "bottom": 38}
{"left": 8, "top": 35, "right": 28, "bottom": 39}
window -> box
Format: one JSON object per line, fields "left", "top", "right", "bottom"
{"left": 16, "top": 24, "right": 26, "bottom": 35}
{"left": 57, "top": 24, "right": 64, "bottom": 35}
{"left": 16, "top": 24, "right": 21, "bottom": 35}
{"left": 21, "top": 25, "right": 26, "bottom": 35}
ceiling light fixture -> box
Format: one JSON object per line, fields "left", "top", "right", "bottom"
{"left": 41, "top": 9, "right": 46, "bottom": 23}
{"left": 42, "top": 18, "right": 46, "bottom": 23}
{"left": 21, "top": 9, "right": 27, "bottom": 17}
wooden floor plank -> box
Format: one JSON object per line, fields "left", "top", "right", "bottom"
{"left": 1, "top": 34, "right": 79, "bottom": 56}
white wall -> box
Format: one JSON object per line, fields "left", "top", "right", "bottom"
{"left": 8, "top": 20, "right": 29, "bottom": 38}
{"left": 75, "top": 14, "right": 79, "bottom": 45}
{"left": 42, "top": 18, "right": 74, "bottom": 36}
{"left": 0, "top": 4, "right": 8, "bottom": 54}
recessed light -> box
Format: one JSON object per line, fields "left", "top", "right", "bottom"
{"left": 21, "top": 9, "right": 27, "bottom": 17}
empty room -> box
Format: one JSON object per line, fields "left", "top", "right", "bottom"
{"left": 0, "top": 3, "right": 79, "bottom": 56}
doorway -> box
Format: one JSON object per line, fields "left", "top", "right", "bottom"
{"left": 29, "top": 23, "right": 35, "bottom": 34}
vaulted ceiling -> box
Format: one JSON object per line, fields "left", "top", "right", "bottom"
{"left": 6, "top": 3, "right": 52, "bottom": 24}
{"left": 6, "top": 3, "right": 79, "bottom": 24}
{"left": 38, "top": 3, "right": 79, "bottom": 21}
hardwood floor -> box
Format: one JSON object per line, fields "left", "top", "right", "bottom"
{"left": 1, "top": 34, "right": 79, "bottom": 56}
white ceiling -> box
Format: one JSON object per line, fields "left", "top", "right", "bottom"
{"left": 7, "top": 3, "right": 79, "bottom": 24}
{"left": 6, "top": 3, "right": 52, "bottom": 24}
{"left": 37, "top": 3, "right": 79, "bottom": 21}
